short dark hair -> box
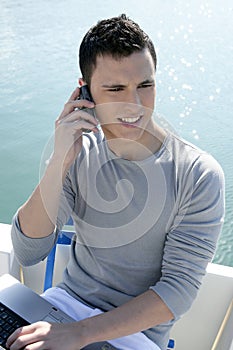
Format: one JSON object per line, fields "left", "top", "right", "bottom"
{"left": 79, "top": 14, "right": 157, "bottom": 86}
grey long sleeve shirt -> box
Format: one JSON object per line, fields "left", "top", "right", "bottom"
{"left": 11, "top": 130, "right": 225, "bottom": 349}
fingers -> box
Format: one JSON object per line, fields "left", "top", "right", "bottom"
{"left": 63, "top": 98, "right": 94, "bottom": 115}
{"left": 24, "top": 340, "right": 45, "bottom": 350}
{"left": 63, "top": 87, "right": 94, "bottom": 115}
{"left": 68, "top": 86, "right": 80, "bottom": 102}
{"left": 6, "top": 325, "right": 34, "bottom": 349}
{"left": 6, "top": 326, "right": 28, "bottom": 348}
{"left": 57, "top": 108, "right": 97, "bottom": 125}
{"left": 51, "top": 88, "right": 98, "bottom": 166}
{"left": 6, "top": 322, "right": 51, "bottom": 350}
{"left": 57, "top": 87, "right": 96, "bottom": 128}
{"left": 56, "top": 110, "right": 98, "bottom": 134}
{"left": 70, "top": 119, "right": 99, "bottom": 134}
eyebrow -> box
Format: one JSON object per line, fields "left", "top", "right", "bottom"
{"left": 101, "top": 79, "right": 155, "bottom": 88}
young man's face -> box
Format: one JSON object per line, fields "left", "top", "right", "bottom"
{"left": 89, "top": 48, "right": 156, "bottom": 144}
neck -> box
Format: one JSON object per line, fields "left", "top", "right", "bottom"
{"left": 106, "top": 125, "right": 167, "bottom": 161}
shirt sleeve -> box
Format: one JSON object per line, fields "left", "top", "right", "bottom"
{"left": 11, "top": 172, "right": 75, "bottom": 266}
{"left": 150, "top": 153, "right": 225, "bottom": 319}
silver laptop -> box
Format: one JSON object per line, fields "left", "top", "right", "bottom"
{"left": 0, "top": 274, "right": 116, "bottom": 350}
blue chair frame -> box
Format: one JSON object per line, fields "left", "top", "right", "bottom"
{"left": 43, "top": 217, "right": 74, "bottom": 292}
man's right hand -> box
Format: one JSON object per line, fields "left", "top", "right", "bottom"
{"left": 53, "top": 87, "right": 98, "bottom": 171}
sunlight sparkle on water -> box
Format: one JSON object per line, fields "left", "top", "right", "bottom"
{"left": 182, "top": 84, "right": 192, "bottom": 91}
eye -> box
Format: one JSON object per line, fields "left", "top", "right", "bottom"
{"left": 138, "top": 83, "right": 154, "bottom": 89}
{"left": 108, "top": 87, "right": 124, "bottom": 92}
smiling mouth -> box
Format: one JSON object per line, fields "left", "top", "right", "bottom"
{"left": 118, "top": 115, "right": 142, "bottom": 124}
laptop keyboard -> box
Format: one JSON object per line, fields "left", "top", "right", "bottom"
{"left": 0, "top": 302, "right": 30, "bottom": 349}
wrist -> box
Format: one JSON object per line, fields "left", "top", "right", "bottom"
{"left": 46, "top": 153, "right": 71, "bottom": 180}
{"left": 77, "top": 318, "right": 95, "bottom": 347}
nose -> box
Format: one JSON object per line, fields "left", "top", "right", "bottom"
{"left": 127, "top": 89, "right": 141, "bottom": 106}
{"left": 122, "top": 92, "right": 144, "bottom": 117}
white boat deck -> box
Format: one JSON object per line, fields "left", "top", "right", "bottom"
{"left": 1, "top": 223, "right": 233, "bottom": 350}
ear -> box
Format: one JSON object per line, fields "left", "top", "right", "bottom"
{"left": 78, "top": 78, "right": 86, "bottom": 87}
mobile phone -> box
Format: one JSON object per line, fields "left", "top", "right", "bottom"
{"left": 79, "top": 85, "right": 97, "bottom": 132}
{"left": 79, "top": 85, "right": 94, "bottom": 103}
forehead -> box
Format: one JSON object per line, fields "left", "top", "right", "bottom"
{"left": 91, "top": 49, "right": 155, "bottom": 84}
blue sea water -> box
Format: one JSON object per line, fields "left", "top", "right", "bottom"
{"left": 0, "top": 0, "right": 232, "bottom": 266}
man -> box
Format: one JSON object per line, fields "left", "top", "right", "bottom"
{"left": 8, "top": 14, "right": 224, "bottom": 350}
